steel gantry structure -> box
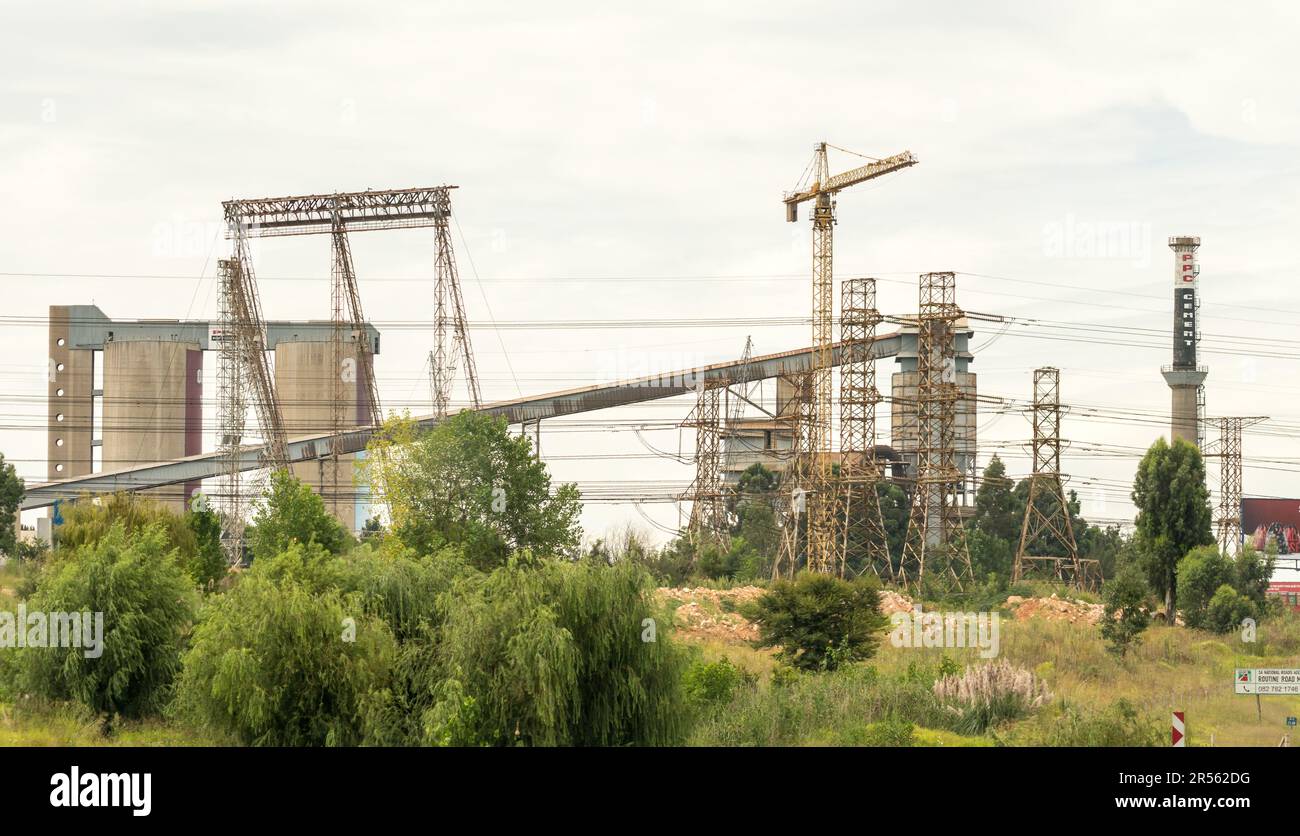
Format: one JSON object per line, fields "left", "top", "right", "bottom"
{"left": 218, "top": 186, "right": 465, "bottom": 560}
{"left": 780, "top": 143, "right": 917, "bottom": 575}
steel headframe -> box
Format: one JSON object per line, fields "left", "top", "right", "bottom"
{"left": 1012, "top": 367, "right": 1083, "bottom": 587}
{"left": 898, "top": 272, "right": 974, "bottom": 592}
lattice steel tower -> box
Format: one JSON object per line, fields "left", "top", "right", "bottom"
{"left": 1210, "top": 416, "right": 1266, "bottom": 556}
{"left": 837, "top": 278, "right": 892, "bottom": 579}
{"left": 898, "top": 272, "right": 974, "bottom": 590}
{"left": 684, "top": 378, "right": 727, "bottom": 548}
{"left": 1012, "top": 367, "right": 1081, "bottom": 584}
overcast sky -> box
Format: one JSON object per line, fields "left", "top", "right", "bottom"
{"left": 3, "top": 1, "right": 1298, "bottom": 541}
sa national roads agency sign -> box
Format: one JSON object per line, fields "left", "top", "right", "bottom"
{"left": 1235, "top": 669, "right": 1300, "bottom": 695}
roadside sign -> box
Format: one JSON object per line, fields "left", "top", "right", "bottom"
{"left": 1171, "top": 712, "right": 1185, "bottom": 747}
{"left": 1287, "top": 716, "right": 1297, "bottom": 728}
{"left": 1235, "top": 668, "right": 1300, "bottom": 695}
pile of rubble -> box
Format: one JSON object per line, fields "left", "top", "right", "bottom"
{"left": 655, "top": 586, "right": 764, "bottom": 642}
{"left": 1002, "top": 593, "right": 1105, "bottom": 625}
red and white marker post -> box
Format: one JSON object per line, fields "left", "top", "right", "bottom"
{"left": 1172, "top": 711, "right": 1185, "bottom": 747}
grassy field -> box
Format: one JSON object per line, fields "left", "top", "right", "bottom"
{"left": 681, "top": 603, "right": 1300, "bottom": 747}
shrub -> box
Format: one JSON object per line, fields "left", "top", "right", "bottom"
{"left": 1003, "top": 698, "right": 1165, "bottom": 747}
{"left": 682, "top": 656, "right": 753, "bottom": 713}
{"left": 173, "top": 553, "right": 394, "bottom": 746}
{"left": 1176, "top": 546, "right": 1233, "bottom": 629}
{"left": 1206, "top": 584, "right": 1255, "bottom": 635}
{"left": 19, "top": 523, "right": 196, "bottom": 717}
{"left": 854, "top": 718, "right": 915, "bottom": 747}
{"left": 743, "top": 572, "right": 888, "bottom": 671}
{"left": 367, "top": 556, "right": 690, "bottom": 747}
{"left": 1101, "top": 562, "right": 1150, "bottom": 657}
{"left": 184, "top": 505, "right": 228, "bottom": 589}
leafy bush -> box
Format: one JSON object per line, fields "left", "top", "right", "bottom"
{"left": 19, "top": 523, "right": 196, "bottom": 717}
{"left": 1177, "top": 546, "right": 1233, "bottom": 629}
{"left": 682, "top": 656, "right": 753, "bottom": 713}
{"left": 1206, "top": 584, "right": 1255, "bottom": 635}
{"left": 743, "top": 572, "right": 888, "bottom": 671}
{"left": 173, "top": 549, "right": 394, "bottom": 746}
{"left": 366, "top": 556, "right": 690, "bottom": 747}
{"left": 184, "top": 505, "right": 228, "bottom": 589}
{"left": 853, "top": 718, "right": 915, "bottom": 747}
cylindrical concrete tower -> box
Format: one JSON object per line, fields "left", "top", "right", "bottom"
{"left": 1161, "top": 236, "right": 1207, "bottom": 446}
{"left": 102, "top": 339, "right": 203, "bottom": 511}
{"left": 274, "top": 340, "right": 370, "bottom": 531}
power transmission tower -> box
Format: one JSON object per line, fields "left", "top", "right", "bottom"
{"left": 684, "top": 378, "right": 727, "bottom": 549}
{"left": 430, "top": 192, "right": 481, "bottom": 417}
{"left": 783, "top": 143, "right": 917, "bottom": 575}
{"left": 898, "top": 272, "right": 974, "bottom": 591}
{"left": 838, "top": 278, "right": 892, "bottom": 579}
{"left": 1012, "top": 367, "right": 1082, "bottom": 585}
{"left": 1209, "top": 416, "right": 1267, "bottom": 556}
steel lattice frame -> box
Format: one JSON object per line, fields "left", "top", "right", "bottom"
{"left": 217, "top": 259, "right": 247, "bottom": 564}
{"left": 898, "top": 272, "right": 973, "bottom": 591}
{"left": 774, "top": 372, "right": 812, "bottom": 579}
{"left": 838, "top": 278, "right": 892, "bottom": 579}
{"left": 1012, "top": 367, "right": 1082, "bottom": 585}
{"left": 804, "top": 188, "right": 837, "bottom": 574}
{"left": 1210, "top": 416, "right": 1266, "bottom": 555}
{"left": 430, "top": 201, "right": 481, "bottom": 418}
{"left": 684, "top": 379, "right": 727, "bottom": 549}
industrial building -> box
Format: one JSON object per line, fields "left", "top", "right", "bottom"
{"left": 45, "top": 303, "right": 380, "bottom": 528}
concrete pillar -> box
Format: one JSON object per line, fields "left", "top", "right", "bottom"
{"left": 102, "top": 340, "right": 202, "bottom": 512}
{"left": 47, "top": 307, "right": 96, "bottom": 513}
{"left": 274, "top": 340, "right": 366, "bottom": 531}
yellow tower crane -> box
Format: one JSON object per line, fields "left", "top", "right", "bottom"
{"left": 782, "top": 144, "right": 917, "bottom": 574}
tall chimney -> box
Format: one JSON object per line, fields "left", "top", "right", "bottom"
{"left": 1161, "top": 236, "right": 1206, "bottom": 446}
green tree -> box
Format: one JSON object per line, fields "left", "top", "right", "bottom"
{"left": 1131, "top": 438, "right": 1213, "bottom": 618}
{"left": 366, "top": 412, "right": 582, "bottom": 568}
{"left": 20, "top": 523, "right": 196, "bottom": 717}
{"left": 877, "top": 480, "right": 910, "bottom": 567}
{"left": 1100, "top": 562, "right": 1151, "bottom": 657}
{"left": 1176, "top": 545, "right": 1234, "bottom": 629}
{"left": 971, "top": 455, "right": 1020, "bottom": 542}
{"left": 249, "top": 470, "right": 348, "bottom": 562}
{"left": 184, "top": 502, "right": 228, "bottom": 588}
{"left": 1233, "top": 544, "right": 1275, "bottom": 611}
{"left": 743, "top": 572, "right": 889, "bottom": 671}
{"left": 0, "top": 452, "right": 22, "bottom": 556}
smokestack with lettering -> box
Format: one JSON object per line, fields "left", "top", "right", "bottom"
{"left": 1161, "top": 236, "right": 1207, "bottom": 446}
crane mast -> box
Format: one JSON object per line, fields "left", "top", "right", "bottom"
{"left": 780, "top": 143, "right": 917, "bottom": 575}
